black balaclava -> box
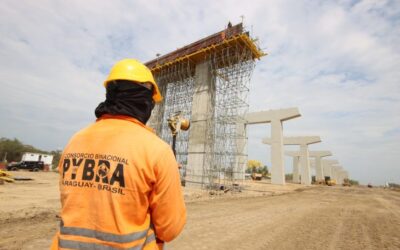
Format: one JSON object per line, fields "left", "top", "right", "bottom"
{"left": 95, "top": 80, "right": 155, "bottom": 124}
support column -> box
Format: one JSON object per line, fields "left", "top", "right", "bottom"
{"left": 186, "top": 61, "right": 214, "bottom": 187}
{"left": 270, "top": 120, "right": 285, "bottom": 185}
{"left": 343, "top": 171, "right": 349, "bottom": 180}
{"left": 332, "top": 166, "right": 337, "bottom": 181}
{"left": 331, "top": 165, "right": 342, "bottom": 183}
{"left": 322, "top": 159, "right": 339, "bottom": 179}
{"left": 292, "top": 156, "right": 300, "bottom": 183}
{"left": 340, "top": 170, "right": 349, "bottom": 184}
{"left": 250, "top": 108, "right": 301, "bottom": 185}
{"left": 323, "top": 163, "right": 331, "bottom": 179}
{"left": 337, "top": 170, "right": 345, "bottom": 185}
{"left": 234, "top": 122, "right": 247, "bottom": 181}
{"left": 315, "top": 156, "right": 324, "bottom": 181}
{"left": 300, "top": 144, "right": 311, "bottom": 185}
{"left": 285, "top": 151, "right": 302, "bottom": 184}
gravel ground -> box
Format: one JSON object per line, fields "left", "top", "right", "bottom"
{"left": 1, "top": 171, "right": 399, "bottom": 250}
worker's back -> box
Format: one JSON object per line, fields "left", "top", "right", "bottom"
{"left": 52, "top": 114, "right": 186, "bottom": 250}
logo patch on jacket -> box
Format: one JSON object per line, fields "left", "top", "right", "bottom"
{"left": 61, "top": 153, "right": 128, "bottom": 195}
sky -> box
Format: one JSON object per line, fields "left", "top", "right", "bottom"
{"left": 0, "top": 0, "right": 399, "bottom": 185}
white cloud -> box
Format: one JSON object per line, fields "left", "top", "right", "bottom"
{"left": 0, "top": 0, "right": 399, "bottom": 185}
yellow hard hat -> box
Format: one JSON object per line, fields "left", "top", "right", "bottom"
{"left": 104, "top": 59, "right": 162, "bottom": 103}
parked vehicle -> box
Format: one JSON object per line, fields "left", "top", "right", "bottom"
{"left": 251, "top": 173, "right": 262, "bottom": 181}
{"left": 7, "top": 161, "right": 45, "bottom": 171}
{"left": 21, "top": 152, "right": 53, "bottom": 165}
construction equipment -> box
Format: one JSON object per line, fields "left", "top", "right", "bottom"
{"left": 314, "top": 180, "right": 326, "bottom": 185}
{"left": 342, "top": 178, "right": 351, "bottom": 186}
{"left": 167, "top": 112, "right": 190, "bottom": 186}
{"left": 0, "top": 170, "right": 14, "bottom": 183}
{"left": 326, "top": 179, "right": 336, "bottom": 186}
{"left": 325, "top": 176, "right": 336, "bottom": 186}
{"left": 167, "top": 112, "right": 190, "bottom": 156}
{"left": 251, "top": 173, "right": 262, "bottom": 181}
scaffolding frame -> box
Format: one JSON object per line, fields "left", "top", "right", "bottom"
{"left": 147, "top": 60, "right": 195, "bottom": 168}
{"left": 146, "top": 23, "right": 264, "bottom": 189}
{"left": 203, "top": 41, "right": 255, "bottom": 189}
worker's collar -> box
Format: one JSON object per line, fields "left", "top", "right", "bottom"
{"left": 96, "top": 114, "right": 155, "bottom": 133}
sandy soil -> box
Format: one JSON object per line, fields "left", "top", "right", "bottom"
{"left": 170, "top": 187, "right": 400, "bottom": 250}
{"left": 0, "top": 171, "right": 60, "bottom": 250}
{"left": 1, "top": 172, "right": 400, "bottom": 250}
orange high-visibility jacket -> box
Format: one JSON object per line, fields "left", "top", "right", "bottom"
{"left": 51, "top": 115, "right": 186, "bottom": 250}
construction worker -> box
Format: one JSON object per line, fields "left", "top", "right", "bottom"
{"left": 51, "top": 59, "right": 186, "bottom": 249}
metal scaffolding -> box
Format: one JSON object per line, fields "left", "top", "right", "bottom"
{"left": 204, "top": 44, "right": 255, "bottom": 188}
{"left": 147, "top": 61, "right": 195, "bottom": 167}
{"left": 146, "top": 23, "right": 264, "bottom": 189}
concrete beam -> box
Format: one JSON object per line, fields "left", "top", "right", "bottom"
{"left": 245, "top": 107, "right": 301, "bottom": 124}
{"left": 264, "top": 136, "right": 321, "bottom": 145}
{"left": 310, "top": 151, "right": 332, "bottom": 157}
{"left": 286, "top": 150, "right": 330, "bottom": 157}
{"left": 285, "top": 151, "right": 301, "bottom": 157}
{"left": 247, "top": 108, "right": 301, "bottom": 185}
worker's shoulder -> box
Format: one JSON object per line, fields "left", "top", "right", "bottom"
{"left": 143, "top": 128, "right": 164, "bottom": 143}
{"left": 124, "top": 123, "right": 174, "bottom": 160}
{"left": 66, "top": 121, "right": 90, "bottom": 137}
{"left": 69, "top": 118, "right": 171, "bottom": 152}
{"left": 136, "top": 126, "right": 171, "bottom": 152}
{"left": 106, "top": 119, "right": 171, "bottom": 151}
{"left": 71, "top": 122, "right": 96, "bottom": 137}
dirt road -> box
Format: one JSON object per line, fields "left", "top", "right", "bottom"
{"left": 1, "top": 173, "right": 400, "bottom": 249}
{"left": 169, "top": 187, "right": 400, "bottom": 250}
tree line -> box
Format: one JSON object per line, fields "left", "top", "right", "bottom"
{"left": 246, "top": 159, "right": 269, "bottom": 177}
{"left": 0, "top": 137, "right": 61, "bottom": 167}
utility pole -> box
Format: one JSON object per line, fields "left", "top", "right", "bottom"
{"left": 2, "top": 152, "right": 7, "bottom": 163}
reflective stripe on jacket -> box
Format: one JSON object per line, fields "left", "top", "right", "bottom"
{"left": 51, "top": 115, "right": 186, "bottom": 249}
